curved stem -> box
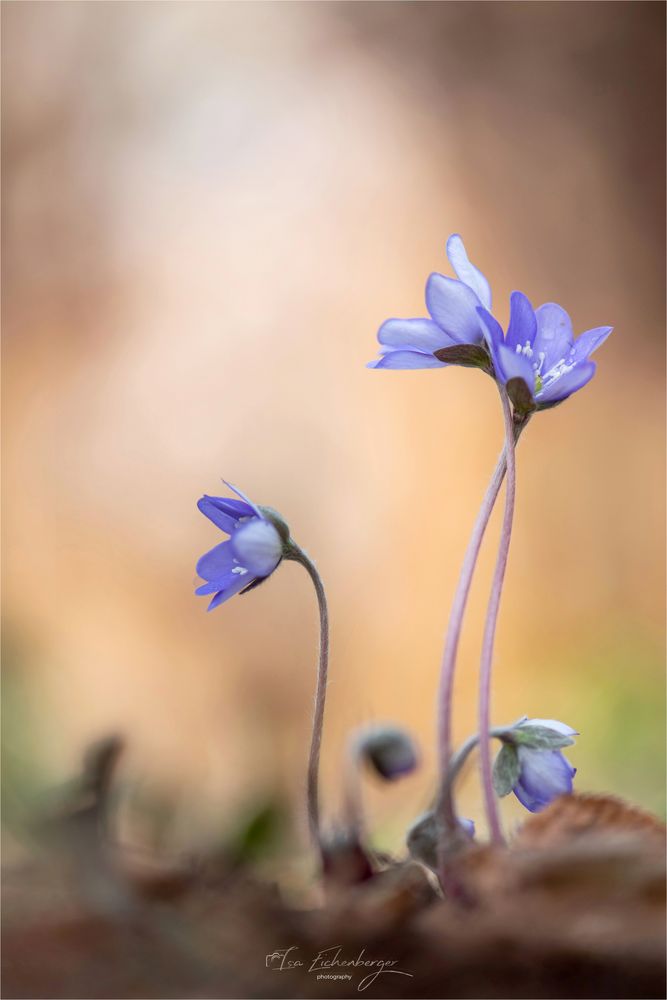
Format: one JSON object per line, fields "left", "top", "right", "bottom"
{"left": 440, "top": 720, "right": 521, "bottom": 809}
{"left": 478, "top": 389, "right": 521, "bottom": 844}
{"left": 291, "top": 548, "right": 329, "bottom": 856}
{"left": 436, "top": 449, "right": 507, "bottom": 834}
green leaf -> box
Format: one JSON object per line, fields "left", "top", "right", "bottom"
{"left": 433, "top": 344, "right": 492, "bottom": 371}
{"left": 492, "top": 744, "right": 520, "bottom": 797}
{"left": 511, "top": 725, "right": 575, "bottom": 750}
{"left": 227, "top": 801, "right": 285, "bottom": 864}
{"left": 506, "top": 377, "right": 537, "bottom": 415}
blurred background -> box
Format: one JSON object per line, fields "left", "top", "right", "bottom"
{"left": 3, "top": 1, "right": 665, "bottom": 859}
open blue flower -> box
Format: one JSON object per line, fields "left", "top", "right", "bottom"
{"left": 511, "top": 719, "right": 577, "bottom": 812}
{"left": 195, "top": 484, "right": 286, "bottom": 611}
{"left": 479, "top": 295, "right": 612, "bottom": 411}
{"left": 367, "top": 234, "right": 499, "bottom": 370}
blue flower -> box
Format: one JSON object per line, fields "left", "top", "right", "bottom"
{"left": 479, "top": 295, "right": 612, "bottom": 410}
{"left": 367, "top": 234, "right": 499, "bottom": 370}
{"left": 511, "top": 719, "right": 577, "bottom": 812}
{"left": 195, "top": 484, "right": 288, "bottom": 611}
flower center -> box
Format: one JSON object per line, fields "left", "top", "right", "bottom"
{"left": 515, "top": 342, "right": 575, "bottom": 397}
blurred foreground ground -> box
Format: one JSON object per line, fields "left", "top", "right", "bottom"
{"left": 2, "top": 738, "right": 665, "bottom": 1000}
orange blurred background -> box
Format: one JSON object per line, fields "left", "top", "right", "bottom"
{"left": 3, "top": 2, "right": 665, "bottom": 854}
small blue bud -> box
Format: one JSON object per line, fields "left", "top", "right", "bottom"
{"left": 355, "top": 725, "right": 419, "bottom": 781}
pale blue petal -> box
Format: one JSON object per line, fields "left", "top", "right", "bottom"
{"left": 425, "top": 273, "right": 484, "bottom": 344}
{"left": 198, "top": 496, "right": 254, "bottom": 534}
{"left": 537, "top": 361, "right": 596, "bottom": 404}
{"left": 445, "top": 234, "right": 492, "bottom": 310}
{"left": 369, "top": 350, "right": 446, "bottom": 370}
{"left": 196, "top": 539, "right": 241, "bottom": 582}
{"left": 230, "top": 519, "right": 282, "bottom": 577}
{"left": 494, "top": 342, "right": 535, "bottom": 389}
{"left": 572, "top": 325, "right": 613, "bottom": 363}
{"left": 505, "top": 292, "right": 537, "bottom": 351}
{"left": 524, "top": 719, "right": 578, "bottom": 737}
{"left": 534, "top": 303, "right": 575, "bottom": 371}
{"left": 378, "top": 317, "right": 454, "bottom": 353}
{"left": 206, "top": 572, "right": 253, "bottom": 611}
{"left": 515, "top": 747, "right": 575, "bottom": 812}
{"left": 476, "top": 307, "right": 506, "bottom": 356}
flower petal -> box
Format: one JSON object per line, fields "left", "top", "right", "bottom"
{"left": 196, "top": 539, "right": 243, "bottom": 582}
{"left": 445, "top": 234, "right": 492, "bottom": 310}
{"left": 206, "top": 572, "right": 254, "bottom": 611}
{"left": 572, "top": 325, "right": 613, "bottom": 363}
{"left": 476, "top": 307, "right": 505, "bottom": 355}
{"left": 505, "top": 292, "right": 537, "bottom": 351}
{"left": 514, "top": 747, "right": 575, "bottom": 812}
{"left": 231, "top": 519, "right": 283, "bottom": 577}
{"left": 534, "top": 303, "right": 575, "bottom": 371}
{"left": 222, "top": 481, "right": 264, "bottom": 519}
{"left": 425, "top": 273, "right": 484, "bottom": 344}
{"left": 493, "top": 342, "right": 535, "bottom": 389}
{"left": 513, "top": 777, "right": 545, "bottom": 813}
{"left": 198, "top": 495, "right": 255, "bottom": 534}
{"left": 524, "top": 718, "right": 578, "bottom": 737}
{"left": 377, "top": 317, "right": 454, "bottom": 353}
{"left": 368, "top": 350, "right": 446, "bottom": 370}
{"left": 537, "top": 361, "right": 596, "bottom": 404}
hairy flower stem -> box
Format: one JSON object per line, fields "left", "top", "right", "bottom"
{"left": 436, "top": 452, "right": 506, "bottom": 836}
{"left": 435, "top": 396, "right": 528, "bottom": 853}
{"left": 478, "top": 390, "right": 527, "bottom": 844}
{"left": 290, "top": 547, "right": 330, "bottom": 859}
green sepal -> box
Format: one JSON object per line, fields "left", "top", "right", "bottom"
{"left": 492, "top": 744, "right": 520, "bottom": 797}
{"left": 257, "top": 505, "right": 291, "bottom": 544}
{"left": 506, "top": 376, "right": 537, "bottom": 416}
{"left": 433, "top": 344, "right": 493, "bottom": 372}
{"left": 510, "top": 724, "right": 575, "bottom": 750}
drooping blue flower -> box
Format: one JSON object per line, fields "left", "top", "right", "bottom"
{"left": 511, "top": 719, "right": 578, "bottom": 812}
{"left": 368, "top": 234, "right": 500, "bottom": 371}
{"left": 479, "top": 295, "right": 612, "bottom": 411}
{"left": 195, "top": 484, "right": 288, "bottom": 611}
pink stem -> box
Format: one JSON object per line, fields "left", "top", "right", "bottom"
{"left": 478, "top": 388, "right": 519, "bottom": 844}
{"left": 436, "top": 448, "right": 507, "bottom": 834}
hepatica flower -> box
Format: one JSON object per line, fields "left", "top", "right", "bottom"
{"left": 367, "top": 234, "right": 497, "bottom": 371}
{"left": 195, "top": 484, "right": 289, "bottom": 611}
{"left": 195, "top": 482, "right": 330, "bottom": 857}
{"left": 479, "top": 295, "right": 612, "bottom": 412}
{"left": 493, "top": 718, "right": 577, "bottom": 813}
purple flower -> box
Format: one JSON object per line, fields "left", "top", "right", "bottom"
{"left": 479, "top": 295, "right": 612, "bottom": 410}
{"left": 511, "top": 719, "right": 577, "bottom": 812}
{"left": 368, "top": 234, "right": 499, "bottom": 371}
{"left": 195, "top": 483, "right": 289, "bottom": 611}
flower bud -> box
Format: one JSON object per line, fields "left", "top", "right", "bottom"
{"left": 406, "top": 811, "right": 475, "bottom": 870}
{"left": 355, "top": 725, "right": 419, "bottom": 781}
{"left": 493, "top": 718, "right": 578, "bottom": 813}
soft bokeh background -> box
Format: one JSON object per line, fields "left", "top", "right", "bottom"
{"left": 3, "top": 1, "right": 665, "bottom": 855}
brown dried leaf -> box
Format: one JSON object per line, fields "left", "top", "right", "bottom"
{"left": 512, "top": 793, "right": 667, "bottom": 852}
